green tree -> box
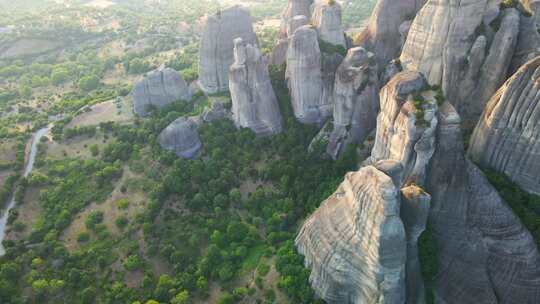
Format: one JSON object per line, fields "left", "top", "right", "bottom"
{"left": 51, "top": 67, "right": 70, "bottom": 85}
{"left": 171, "top": 290, "right": 190, "bottom": 304}
{"left": 79, "top": 74, "right": 100, "bottom": 91}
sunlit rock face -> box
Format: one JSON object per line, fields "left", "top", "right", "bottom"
{"left": 327, "top": 47, "right": 379, "bottom": 159}
{"left": 278, "top": 0, "right": 312, "bottom": 39}
{"left": 312, "top": 1, "right": 346, "bottom": 47}
{"left": 400, "top": 0, "right": 540, "bottom": 118}
{"left": 132, "top": 67, "right": 192, "bottom": 117}
{"left": 355, "top": 0, "right": 425, "bottom": 68}
{"left": 158, "top": 117, "right": 202, "bottom": 159}
{"left": 198, "top": 5, "right": 257, "bottom": 94}
{"left": 468, "top": 56, "right": 540, "bottom": 195}
{"left": 229, "top": 38, "right": 283, "bottom": 136}
{"left": 286, "top": 25, "right": 329, "bottom": 125}
{"left": 296, "top": 165, "right": 407, "bottom": 304}
{"left": 427, "top": 102, "right": 540, "bottom": 304}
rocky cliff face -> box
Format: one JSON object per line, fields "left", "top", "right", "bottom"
{"left": 132, "top": 68, "right": 192, "bottom": 117}
{"left": 355, "top": 0, "right": 425, "bottom": 68}
{"left": 229, "top": 38, "right": 283, "bottom": 136}
{"left": 427, "top": 102, "right": 540, "bottom": 304}
{"left": 326, "top": 47, "right": 379, "bottom": 159}
{"left": 278, "top": 0, "right": 312, "bottom": 39}
{"left": 198, "top": 6, "right": 257, "bottom": 94}
{"left": 400, "top": 0, "right": 539, "bottom": 118}
{"left": 468, "top": 56, "right": 540, "bottom": 195}
{"left": 296, "top": 165, "right": 407, "bottom": 304}
{"left": 270, "top": 15, "right": 310, "bottom": 66}
{"left": 312, "top": 1, "right": 346, "bottom": 47}
{"left": 286, "top": 25, "right": 330, "bottom": 125}
{"left": 158, "top": 117, "right": 202, "bottom": 159}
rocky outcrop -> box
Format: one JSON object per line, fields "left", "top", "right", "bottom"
{"left": 132, "top": 68, "right": 192, "bottom": 117}
{"left": 198, "top": 6, "right": 257, "bottom": 94}
{"left": 286, "top": 25, "right": 330, "bottom": 125}
{"left": 312, "top": 1, "right": 346, "bottom": 47}
{"left": 271, "top": 14, "right": 310, "bottom": 66}
{"left": 427, "top": 102, "right": 540, "bottom": 304}
{"left": 296, "top": 165, "right": 407, "bottom": 304}
{"left": 278, "top": 0, "right": 312, "bottom": 39}
{"left": 399, "top": 1, "right": 537, "bottom": 117}
{"left": 355, "top": 0, "right": 425, "bottom": 67}
{"left": 468, "top": 56, "right": 540, "bottom": 195}
{"left": 158, "top": 117, "right": 202, "bottom": 159}
{"left": 201, "top": 99, "right": 230, "bottom": 123}
{"left": 326, "top": 47, "right": 379, "bottom": 159}
{"left": 229, "top": 38, "right": 283, "bottom": 136}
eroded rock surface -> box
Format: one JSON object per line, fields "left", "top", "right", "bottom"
{"left": 327, "top": 47, "right": 379, "bottom": 159}
{"left": 286, "top": 25, "right": 329, "bottom": 125}
{"left": 158, "top": 117, "right": 202, "bottom": 159}
{"left": 229, "top": 38, "right": 283, "bottom": 136}
{"left": 296, "top": 165, "right": 407, "bottom": 304}
{"left": 270, "top": 15, "right": 310, "bottom": 66}
{"left": 312, "top": 1, "right": 346, "bottom": 47}
{"left": 132, "top": 67, "right": 192, "bottom": 117}
{"left": 469, "top": 56, "right": 540, "bottom": 195}
{"left": 279, "top": 0, "right": 312, "bottom": 39}
{"left": 427, "top": 102, "right": 540, "bottom": 304}
{"left": 198, "top": 6, "right": 257, "bottom": 94}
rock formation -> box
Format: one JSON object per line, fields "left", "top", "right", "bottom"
{"left": 278, "top": 0, "right": 312, "bottom": 39}
{"left": 286, "top": 25, "right": 330, "bottom": 125}
{"left": 296, "top": 165, "right": 407, "bottom": 304}
{"left": 312, "top": 1, "right": 346, "bottom": 47}
{"left": 355, "top": 0, "right": 425, "bottom": 68}
{"left": 132, "top": 67, "right": 192, "bottom": 117}
{"left": 229, "top": 38, "right": 283, "bottom": 136}
{"left": 427, "top": 102, "right": 540, "bottom": 304}
{"left": 468, "top": 56, "right": 540, "bottom": 195}
{"left": 158, "top": 117, "right": 202, "bottom": 159}
{"left": 271, "top": 14, "right": 311, "bottom": 66}
{"left": 326, "top": 47, "right": 379, "bottom": 159}
{"left": 400, "top": 1, "right": 540, "bottom": 118}
{"left": 198, "top": 6, "right": 257, "bottom": 94}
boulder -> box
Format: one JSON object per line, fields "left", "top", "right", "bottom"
{"left": 198, "top": 6, "right": 257, "bottom": 94}
{"left": 158, "top": 117, "right": 202, "bottom": 159}
{"left": 296, "top": 165, "right": 407, "bottom": 304}
{"left": 468, "top": 56, "right": 540, "bottom": 195}
{"left": 312, "top": 1, "right": 346, "bottom": 47}
{"left": 132, "top": 67, "right": 192, "bottom": 117}
{"left": 229, "top": 38, "right": 283, "bottom": 136}
{"left": 286, "top": 25, "right": 328, "bottom": 125}
{"left": 327, "top": 47, "right": 379, "bottom": 159}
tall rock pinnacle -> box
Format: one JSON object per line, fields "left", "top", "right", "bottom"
{"left": 229, "top": 38, "right": 283, "bottom": 136}
{"left": 312, "top": 1, "right": 346, "bottom": 47}
{"left": 198, "top": 6, "right": 257, "bottom": 94}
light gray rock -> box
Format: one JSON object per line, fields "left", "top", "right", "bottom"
{"left": 355, "top": 0, "right": 425, "bottom": 67}
{"left": 510, "top": 12, "right": 540, "bottom": 74}
{"left": 400, "top": 185, "right": 430, "bottom": 304}
{"left": 296, "top": 165, "right": 407, "bottom": 304}
{"left": 286, "top": 25, "right": 328, "bottom": 125}
{"left": 327, "top": 47, "right": 379, "bottom": 159}
{"left": 468, "top": 56, "right": 540, "bottom": 195}
{"left": 369, "top": 71, "right": 437, "bottom": 186}
{"left": 312, "top": 1, "right": 346, "bottom": 47}
{"left": 270, "top": 15, "right": 310, "bottom": 66}
{"left": 198, "top": 6, "right": 257, "bottom": 94}
{"left": 158, "top": 117, "right": 202, "bottom": 159}
{"left": 132, "top": 67, "right": 192, "bottom": 117}
{"left": 229, "top": 38, "right": 283, "bottom": 136}
{"left": 427, "top": 101, "right": 540, "bottom": 304}
{"left": 279, "top": 0, "right": 312, "bottom": 39}
{"left": 320, "top": 52, "right": 344, "bottom": 123}
{"left": 400, "top": 2, "right": 523, "bottom": 118}
{"left": 201, "top": 99, "right": 230, "bottom": 123}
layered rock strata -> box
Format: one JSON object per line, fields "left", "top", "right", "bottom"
{"left": 468, "top": 56, "right": 540, "bottom": 195}
{"left": 132, "top": 68, "right": 192, "bottom": 117}
{"left": 427, "top": 102, "right": 540, "bottom": 303}
{"left": 400, "top": 1, "right": 540, "bottom": 117}
{"left": 286, "top": 25, "right": 330, "bottom": 125}
{"left": 229, "top": 38, "right": 283, "bottom": 136}
{"left": 312, "top": 1, "right": 346, "bottom": 47}
{"left": 158, "top": 117, "right": 202, "bottom": 159}
{"left": 296, "top": 165, "right": 407, "bottom": 303}
{"left": 327, "top": 47, "right": 379, "bottom": 159}
{"left": 198, "top": 6, "right": 257, "bottom": 94}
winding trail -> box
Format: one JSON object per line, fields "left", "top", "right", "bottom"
{"left": 0, "top": 126, "right": 49, "bottom": 255}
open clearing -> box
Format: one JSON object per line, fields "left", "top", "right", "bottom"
{"left": 0, "top": 39, "right": 60, "bottom": 59}
{"left": 66, "top": 98, "right": 134, "bottom": 129}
